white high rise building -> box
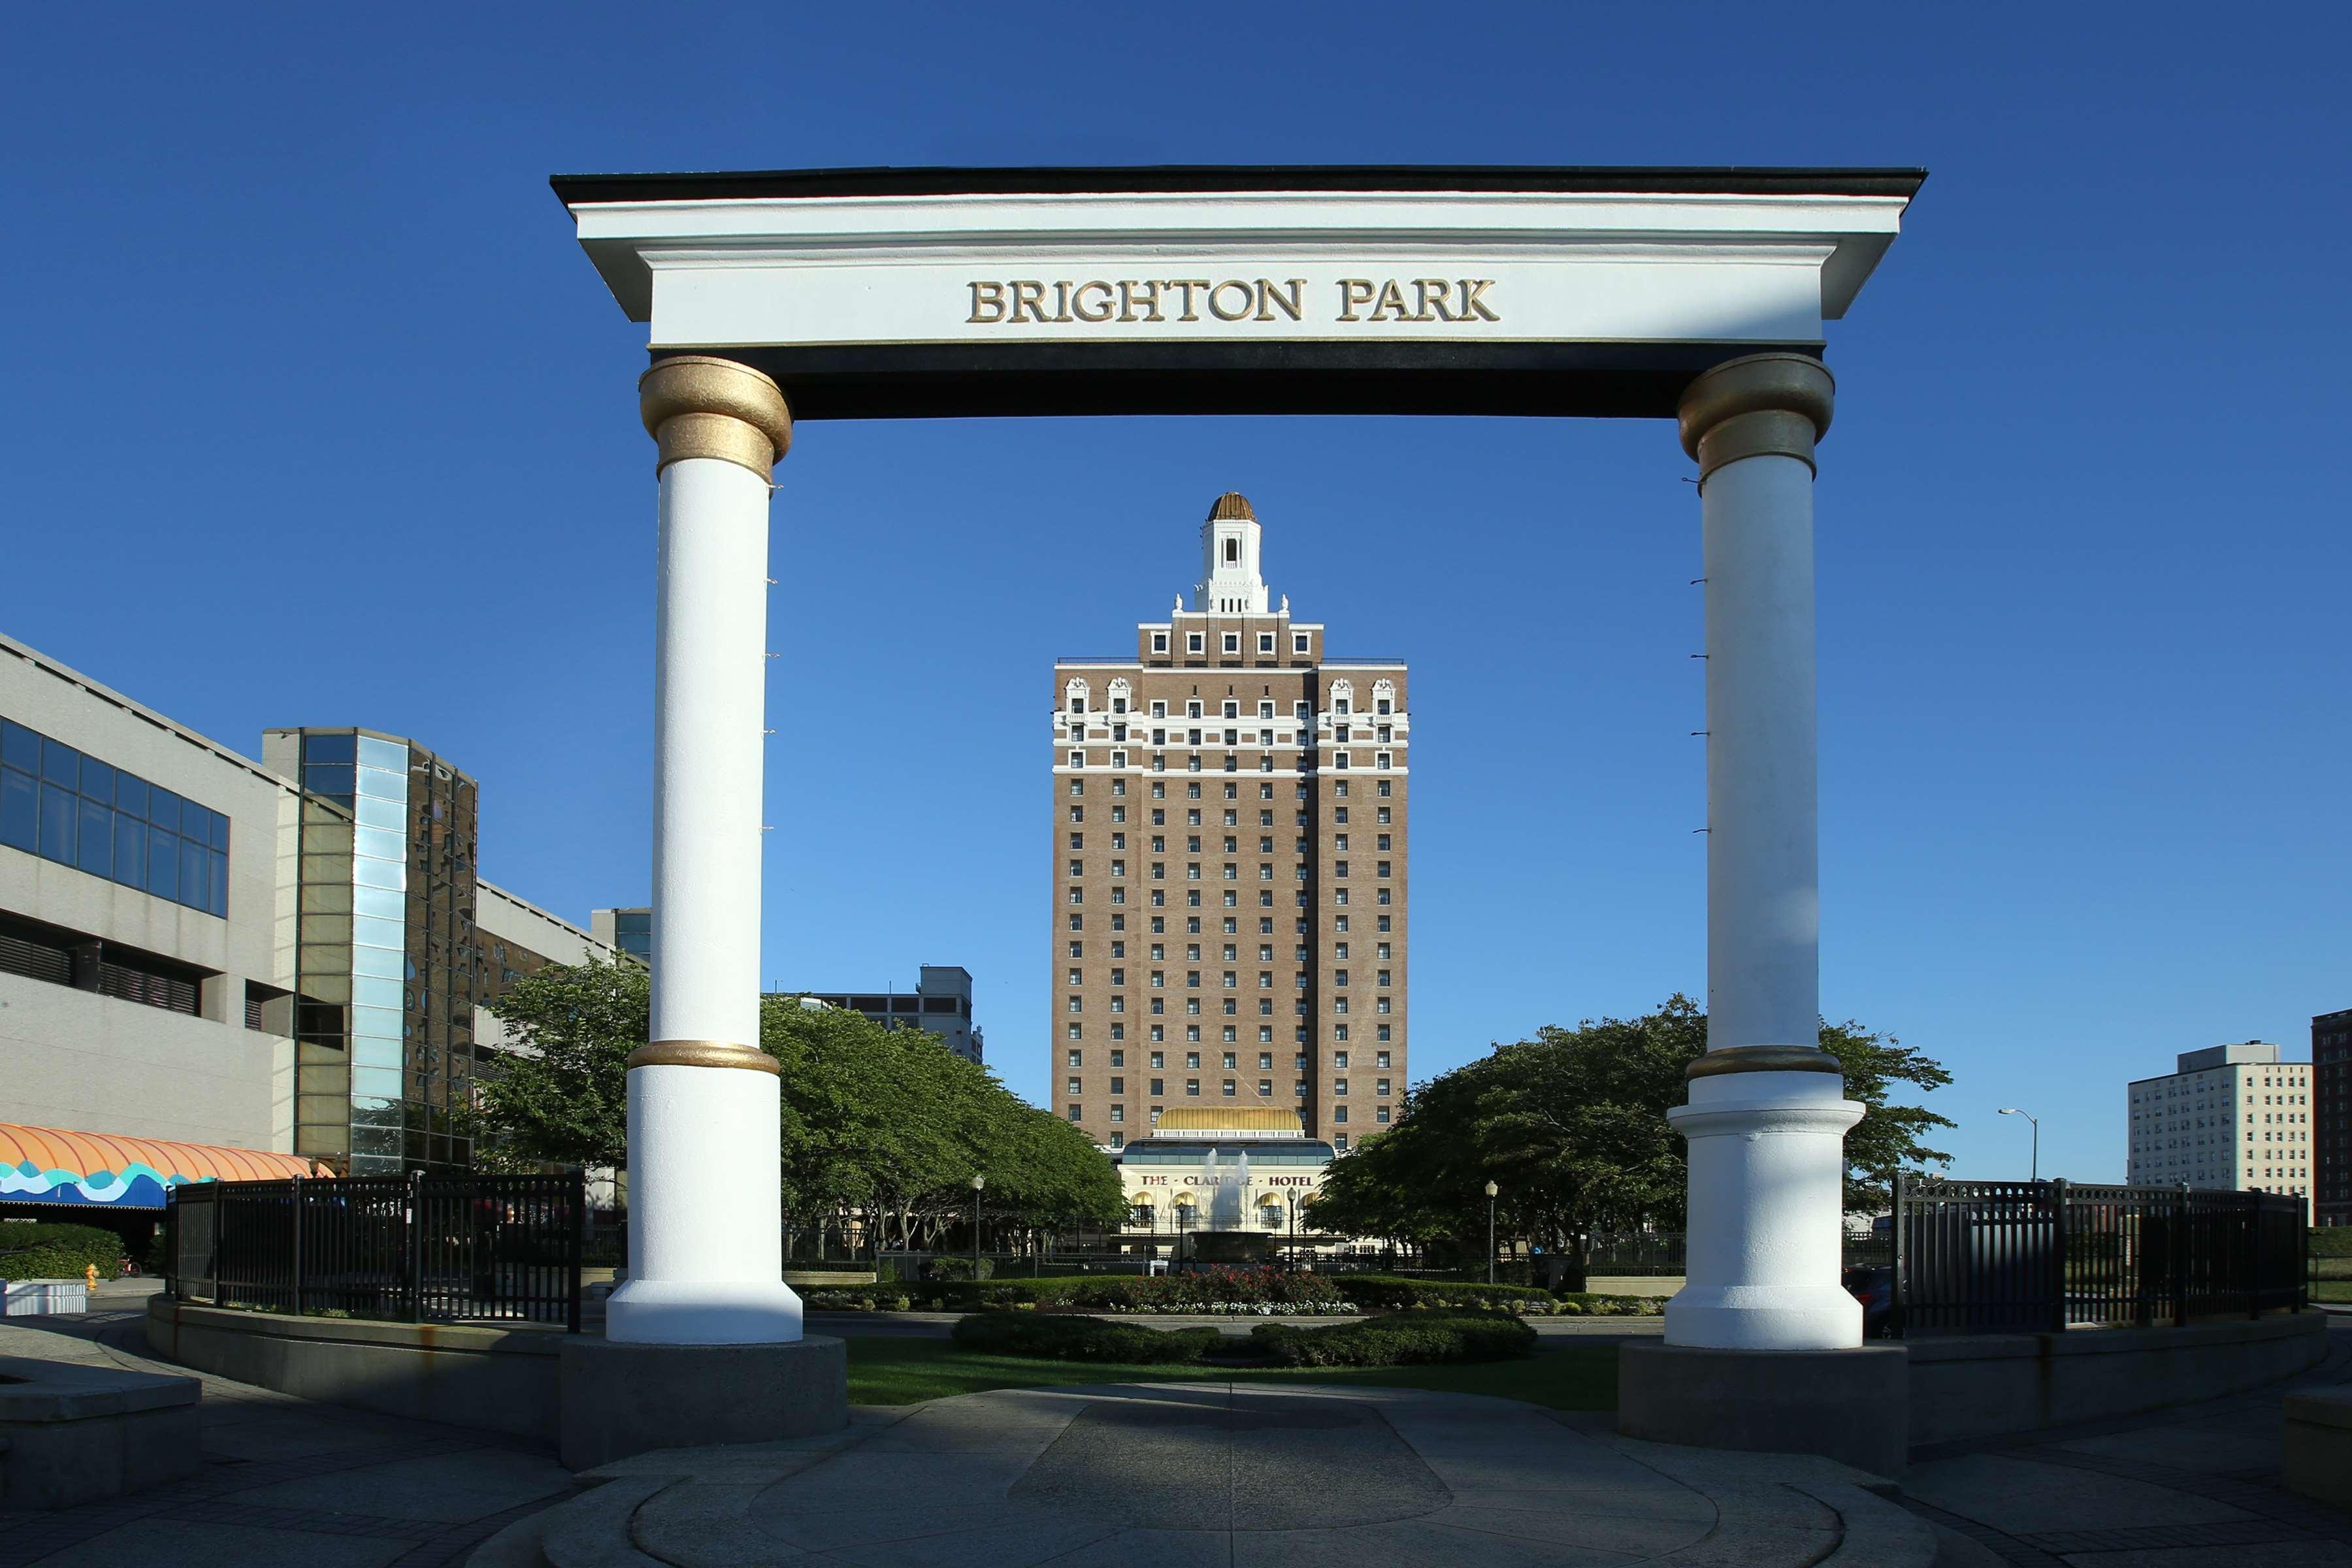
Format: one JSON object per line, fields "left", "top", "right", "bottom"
{"left": 2125, "top": 1042, "right": 2312, "bottom": 1218}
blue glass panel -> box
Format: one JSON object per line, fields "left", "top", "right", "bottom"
{"left": 353, "top": 794, "right": 403, "bottom": 830}
{"left": 146, "top": 825, "right": 177, "bottom": 899}
{"left": 0, "top": 767, "right": 33, "bottom": 852}
{"left": 351, "top": 885, "right": 404, "bottom": 920}
{"left": 302, "top": 733, "right": 357, "bottom": 766}
{"left": 179, "top": 839, "right": 204, "bottom": 909}
{"left": 111, "top": 814, "right": 143, "bottom": 887}
{"left": 353, "top": 1038, "right": 403, "bottom": 1070}
{"left": 210, "top": 851, "right": 227, "bottom": 915}
{"left": 38, "top": 783, "right": 76, "bottom": 863}
{"left": 353, "top": 977, "right": 402, "bottom": 1011}
{"left": 114, "top": 771, "right": 148, "bottom": 820}
{"left": 41, "top": 738, "right": 78, "bottom": 788}
{"left": 78, "top": 756, "right": 115, "bottom": 803}
{"left": 355, "top": 765, "right": 406, "bottom": 801}
{"left": 352, "top": 857, "right": 405, "bottom": 892}
{"left": 208, "top": 809, "right": 229, "bottom": 851}
{"left": 351, "top": 1066, "right": 403, "bottom": 1098}
{"left": 303, "top": 766, "right": 355, "bottom": 798}
{"left": 147, "top": 788, "right": 180, "bottom": 836}
{"left": 355, "top": 737, "right": 407, "bottom": 770}
{"left": 351, "top": 914, "right": 405, "bottom": 951}
{"left": 76, "top": 800, "right": 111, "bottom": 877}
{"left": 0, "top": 722, "right": 36, "bottom": 774}
{"left": 353, "top": 826, "right": 404, "bottom": 863}
{"left": 350, "top": 1097, "right": 400, "bottom": 1122}
{"left": 352, "top": 945, "right": 403, "bottom": 981}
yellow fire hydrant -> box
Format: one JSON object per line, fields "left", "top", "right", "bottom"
{"left": 85, "top": 1263, "right": 100, "bottom": 1292}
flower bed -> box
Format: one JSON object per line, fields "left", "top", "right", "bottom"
{"left": 1249, "top": 1311, "right": 1537, "bottom": 1367}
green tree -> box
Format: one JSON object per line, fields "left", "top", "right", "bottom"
{"left": 1305, "top": 995, "right": 1951, "bottom": 1251}
{"left": 470, "top": 957, "right": 645, "bottom": 1169}
{"left": 475, "top": 964, "right": 1126, "bottom": 1252}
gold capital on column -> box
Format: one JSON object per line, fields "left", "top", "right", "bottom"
{"left": 639, "top": 355, "right": 794, "bottom": 480}
{"left": 1677, "top": 353, "right": 1835, "bottom": 482}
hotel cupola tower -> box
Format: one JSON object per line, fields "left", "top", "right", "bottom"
{"left": 1051, "top": 493, "right": 1411, "bottom": 1156}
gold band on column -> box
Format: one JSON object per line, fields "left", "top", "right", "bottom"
{"left": 639, "top": 355, "right": 794, "bottom": 480}
{"left": 627, "top": 1039, "right": 782, "bottom": 1075}
{"left": 1677, "top": 353, "right": 1836, "bottom": 481}
{"left": 1685, "top": 1045, "right": 1845, "bottom": 1081}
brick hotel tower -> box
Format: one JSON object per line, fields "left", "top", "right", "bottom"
{"left": 1051, "top": 495, "right": 1408, "bottom": 1152}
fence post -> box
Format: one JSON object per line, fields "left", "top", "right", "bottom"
{"left": 1891, "top": 1170, "right": 1907, "bottom": 1339}
{"left": 2248, "top": 1187, "right": 2262, "bottom": 1321}
{"left": 289, "top": 1176, "right": 305, "bottom": 1318}
{"left": 2174, "top": 1183, "right": 2189, "bottom": 1329}
{"left": 406, "top": 1169, "right": 425, "bottom": 1324}
{"left": 2047, "top": 1178, "right": 2070, "bottom": 1333}
{"left": 567, "top": 1169, "right": 585, "bottom": 1335}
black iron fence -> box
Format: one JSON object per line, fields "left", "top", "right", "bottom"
{"left": 1892, "top": 1176, "right": 2308, "bottom": 1337}
{"left": 167, "top": 1171, "right": 583, "bottom": 1330}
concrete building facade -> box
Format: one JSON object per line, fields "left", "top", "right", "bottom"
{"left": 772, "top": 965, "right": 983, "bottom": 1064}
{"left": 2126, "top": 1041, "right": 2312, "bottom": 1218}
{"left": 1051, "top": 495, "right": 1407, "bottom": 1152}
{"left": 0, "top": 633, "right": 611, "bottom": 1185}
{"left": 2316, "top": 1008, "right": 2351, "bottom": 1228}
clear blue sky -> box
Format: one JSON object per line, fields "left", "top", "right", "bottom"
{"left": 6, "top": 5, "right": 2345, "bottom": 1185}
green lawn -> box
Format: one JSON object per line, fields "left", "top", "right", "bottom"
{"left": 842, "top": 1336, "right": 1619, "bottom": 1411}
{"left": 2315, "top": 1280, "right": 2351, "bottom": 1303}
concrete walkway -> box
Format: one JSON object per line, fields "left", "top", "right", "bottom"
{"left": 0, "top": 1299, "right": 578, "bottom": 1568}
{"left": 1901, "top": 1316, "right": 2352, "bottom": 1566}
{"left": 481, "top": 1383, "right": 1933, "bottom": 1567}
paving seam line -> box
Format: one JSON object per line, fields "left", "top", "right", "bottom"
{"left": 1887, "top": 1494, "right": 2070, "bottom": 1568}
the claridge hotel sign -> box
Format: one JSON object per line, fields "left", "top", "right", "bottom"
{"left": 967, "top": 276, "right": 1501, "bottom": 326}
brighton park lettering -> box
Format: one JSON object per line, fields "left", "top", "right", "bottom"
{"left": 966, "top": 277, "right": 1499, "bottom": 326}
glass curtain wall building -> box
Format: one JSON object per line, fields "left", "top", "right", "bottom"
{"left": 286, "top": 730, "right": 482, "bottom": 1174}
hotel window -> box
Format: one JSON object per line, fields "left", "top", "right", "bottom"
{"left": 1333, "top": 1106, "right": 1348, "bottom": 1123}
{"left": 1188, "top": 633, "right": 1204, "bottom": 653}
{"left": 1295, "top": 1081, "right": 1307, "bottom": 1096}
{"left": 1110, "top": 1105, "right": 1124, "bottom": 1123}
{"left": 1258, "top": 634, "right": 1274, "bottom": 653}
{"left": 1222, "top": 634, "right": 1239, "bottom": 654}
{"left": 1066, "top": 1023, "right": 1081, "bottom": 1039}
{"left": 1376, "top": 779, "right": 1391, "bottom": 797}
{"left": 1066, "top": 1077, "right": 1081, "bottom": 1096}
{"left": 1149, "top": 1077, "right": 1164, "bottom": 1094}
{"left": 1294, "top": 633, "right": 1309, "bottom": 653}
{"left": 1067, "top": 1049, "right": 1082, "bottom": 1066}
{"left": 1068, "top": 1106, "right": 1082, "bottom": 1120}
{"left": 1068, "top": 750, "right": 1083, "bottom": 768}
{"left": 1376, "top": 1107, "right": 1391, "bottom": 1124}
{"left": 1186, "top": 1079, "right": 1201, "bottom": 1096}
{"left": 1152, "top": 632, "right": 1168, "bottom": 653}
{"left": 1376, "top": 1079, "right": 1391, "bottom": 1096}
{"left": 1376, "top": 1051, "right": 1390, "bottom": 1068}
{"left": 1222, "top": 1080, "right": 1236, "bottom": 1097}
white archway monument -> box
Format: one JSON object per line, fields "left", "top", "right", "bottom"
{"left": 552, "top": 165, "right": 1923, "bottom": 1453}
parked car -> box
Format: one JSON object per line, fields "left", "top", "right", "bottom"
{"left": 1843, "top": 1265, "right": 1896, "bottom": 1338}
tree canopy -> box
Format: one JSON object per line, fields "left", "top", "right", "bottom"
{"left": 1305, "top": 995, "right": 1951, "bottom": 1253}
{"left": 475, "top": 960, "right": 1126, "bottom": 1245}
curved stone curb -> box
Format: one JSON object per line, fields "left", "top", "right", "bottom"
{"left": 482, "top": 1381, "right": 1936, "bottom": 1567}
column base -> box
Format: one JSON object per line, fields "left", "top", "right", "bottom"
{"left": 559, "top": 1334, "right": 847, "bottom": 1471}
{"left": 1618, "top": 1341, "right": 1909, "bottom": 1477}
{"left": 605, "top": 1278, "right": 805, "bottom": 1346}
{"left": 1664, "top": 1284, "right": 1863, "bottom": 1350}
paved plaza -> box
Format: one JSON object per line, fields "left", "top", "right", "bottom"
{"left": 5, "top": 1288, "right": 2350, "bottom": 1567}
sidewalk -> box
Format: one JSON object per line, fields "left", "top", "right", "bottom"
{"left": 0, "top": 1302, "right": 578, "bottom": 1568}
{"left": 1901, "top": 1315, "right": 2352, "bottom": 1565}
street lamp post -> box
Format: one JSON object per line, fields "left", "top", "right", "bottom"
{"left": 1998, "top": 1109, "right": 2039, "bottom": 1183}
{"left": 970, "top": 1173, "right": 986, "bottom": 1279}
{"left": 1484, "top": 1181, "right": 1500, "bottom": 1284}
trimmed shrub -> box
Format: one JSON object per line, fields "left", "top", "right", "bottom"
{"left": 0, "top": 1222, "right": 125, "bottom": 1281}
{"left": 1330, "top": 1274, "right": 1553, "bottom": 1310}
{"left": 927, "top": 1256, "right": 996, "bottom": 1281}
{"left": 1250, "top": 1311, "right": 1538, "bottom": 1367}
{"left": 952, "top": 1311, "right": 1222, "bottom": 1364}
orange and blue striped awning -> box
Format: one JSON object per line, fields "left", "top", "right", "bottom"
{"left": 0, "top": 1122, "right": 321, "bottom": 1208}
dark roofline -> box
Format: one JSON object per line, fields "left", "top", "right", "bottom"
{"left": 551, "top": 165, "right": 1927, "bottom": 207}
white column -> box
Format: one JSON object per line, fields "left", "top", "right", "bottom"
{"left": 1665, "top": 353, "right": 1865, "bottom": 1352}
{"left": 607, "top": 357, "right": 804, "bottom": 1347}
